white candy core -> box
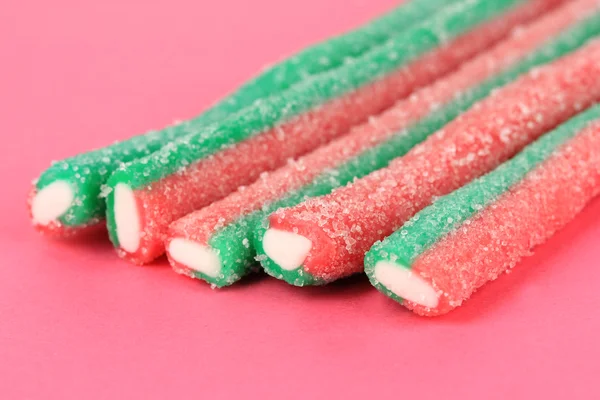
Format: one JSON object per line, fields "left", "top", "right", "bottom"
{"left": 31, "top": 181, "right": 74, "bottom": 225}
{"left": 374, "top": 261, "right": 439, "bottom": 308}
{"left": 114, "top": 183, "right": 141, "bottom": 253}
{"left": 168, "top": 238, "right": 221, "bottom": 277}
{"left": 263, "top": 228, "right": 312, "bottom": 271}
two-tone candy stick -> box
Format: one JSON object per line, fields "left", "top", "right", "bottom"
{"left": 105, "top": 0, "right": 559, "bottom": 264}
{"left": 256, "top": 38, "right": 600, "bottom": 285}
{"left": 365, "top": 105, "right": 600, "bottom": 316}
{"left": 167, "top": 0, "right": 600, "bottom": 287}
{"left": 28, "top": 0, "right": 452, "bottom": 236}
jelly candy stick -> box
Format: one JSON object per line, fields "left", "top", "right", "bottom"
{"left": 256, "top": 39, "right": 600, "bottom": 285}
{"left": 105, "top": 0, "right": 552, "bottom": 264}
{"left": 365, "top": 105, "right": 600, "bottom": 316}
{"left": 28, "top": 0, "right": 454, "bottom": 236}
{"left": 167, "top": 0, "right": 600, "bottom": 287}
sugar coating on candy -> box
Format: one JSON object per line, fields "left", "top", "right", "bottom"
{"left": 266, "top": 39, "right": 600, "bottom": 283}
{"left": 255, "top": 0, "right": 600, "bottom": 285}
{"left": 399, "top": 118, "right": 600, "bottom": 316}
{"left": 30, "top": 0, "right": 446, "bottom": 235}
{"left": 110, "top": 0, "right": 534, "bottom": 264}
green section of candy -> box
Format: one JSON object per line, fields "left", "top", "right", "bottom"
{"left": 114, "top": 0, "right": 523, "bottom": 192}
{"left": 364, "top": 104, "right": 600, "bottom": 281}
{"left": 35, "top": 0, "right": 448, "bottom": 227}
{"left": 203, "top": 13, "right": 600, "bottom": 287}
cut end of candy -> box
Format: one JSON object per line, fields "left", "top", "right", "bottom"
{"left": 167, "top": 238, "right": 221, "bottom": 278}
{"left": 31, "top": 180, "right": 74, "bottom": 225}
{"left": 263, "top": 228, "right": 312, "bottom": 271}
{"left": 373, "top": 261, "right": 439, "bottom": 309}
{"left": 114, "top": 183, "right": 141, "bottom": 253}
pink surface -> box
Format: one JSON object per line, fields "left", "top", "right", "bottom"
{"left": 2, "top": 0, "right": 599, "bottom": 398}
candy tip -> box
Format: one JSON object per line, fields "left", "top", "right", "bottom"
{"left": 31, "top": 180, "right": 74, "bottom": 226}
{"left": 167, "top": 238, "right": 221, "bottom": 278}
{"left": 373, "top": 261, "right": 439, "bottom": 309}
{"left": 262, "top": 228, "right": 312, "bottom": 271}
{"left": 114, "top": 183, "right": 141, "bottom": 253}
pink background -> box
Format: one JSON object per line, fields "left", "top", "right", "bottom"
{"left": 2, "top": 0, "right": 600, "bottom": 398}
